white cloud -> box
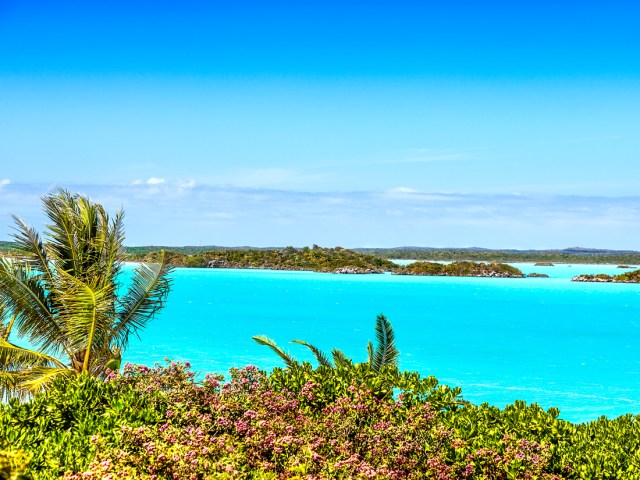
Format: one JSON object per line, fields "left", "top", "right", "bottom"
{"left": 146, "top": 177, "right": 165, "bottom": 185}
{"left": 3, "top": 182, "right": 640, "bottom": 249}
{"left": 387, "top": 187, "right": 417, "bottom": 194}
{"left": 0, "top": 179, "right": 10, "bottom": 188}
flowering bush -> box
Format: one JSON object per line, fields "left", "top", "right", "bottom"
{"left": 5, "top": 360, "right": 640, "bottom": 478}
{"left": 58, "top": 362, "right": 562, "bottom": 479}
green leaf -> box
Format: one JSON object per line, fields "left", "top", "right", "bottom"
{"left": 252, "top": 335, "right": 299, "bottom": 368}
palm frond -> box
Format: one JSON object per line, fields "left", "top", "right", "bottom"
{"left": 367, "top": 340, "right": 374, "bottom": 365}
{"left": 56, "top": 271, "right": 115, "bottom": 373}
{"left": 0, "top": 338, "right": 66, "bottom": 370}
{"left": 370, "top": 314, "right": 399, "bottom": 372}
{"left": 331, "top": 349, "right": 353, "bottom": 368}
{"left": 112, "top": 252, "right": 172, "bottom": 351}
{"left": 0, "top": 304, "right": 13, "bottom": 340}
{"left": 100, "top": 209, "right": 125, "bottom": 283}
{"left": 252, "top": 335, "right": 299, "bottom": 368}
{"left": 20, "top": 366, "right": 75, "bottom": 394}
{"left": 0, "top": 339, "right": 66, "bottom": 400}
{"left": 0, "top": 258, "right": 67, "bottom": 357}
{"left": 0, "top": 370, "right": 28, "bottom": 401}
{"left": 42, "top": 189, "right": 80, "bottom": 274}
{"left": 291, "top": 339, "right": 332, "bottom": 367}
{"left": 10, "top": 216, "right": 55, "bottom": 282}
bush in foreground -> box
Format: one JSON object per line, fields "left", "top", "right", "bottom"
{"left": 3, "top": 361, "right": 640, "bottom": 478}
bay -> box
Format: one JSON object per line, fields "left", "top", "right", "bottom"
{"left": 126, "top": 263, "right": 640, "bottom": 423}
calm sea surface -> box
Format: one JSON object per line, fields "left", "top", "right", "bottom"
{"left": 126, "top": 263, "right": 640, "bottom": 423}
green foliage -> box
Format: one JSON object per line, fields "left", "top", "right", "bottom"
{"left": 396, "top": 261, "right": 524, "bottom": 277}
{"left": 6, "top": 361, "right": 640, "bottom": 478}
{"left": 573, "top": 269, "right": 640, "bottom": 283}
{"left": 0, "top": 242, "right": 18, "bottom": 255}
{"left": 360, "top": 247, "right": 640, "bottom": 265}
{"left": 0, "top": 449, "right": 30, "bottom": 480}
{"left": 252, "top": 335, "right": 298, "bottom": 368}
{"left": 139, "top": 245, "right": 399, "bottom": 272}
{"left": 267, "top": 361, "right": 463, "bottom": 410}
{"left": 254, "top": 314, "right": 400, "bottom": 373}
{"left": 369, "top": 314, "right": 399, "bottom": 373}
{"left": 0, "top": 373, "right": 161, "bottom": 479}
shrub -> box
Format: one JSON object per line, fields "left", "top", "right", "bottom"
{"left": 5, "top": 361, "right": 640, "bottom": 478}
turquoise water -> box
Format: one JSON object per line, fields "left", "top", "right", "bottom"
{"left": 126, "top": 263, "right": 640, "bottom": 423}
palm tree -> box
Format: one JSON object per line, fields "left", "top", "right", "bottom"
{"left": 253, "top": 313, "right": 399, "bottom": 372}
{"left": 0, "top": 189, "right": 172, "bottom": 398}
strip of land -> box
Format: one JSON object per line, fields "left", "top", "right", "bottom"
{"left": 132, "top": 246, "right": 525, "bottom": 277}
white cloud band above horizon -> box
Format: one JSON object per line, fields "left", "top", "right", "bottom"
{"left": 0, "top": 180, "right": 638, "bottom": 250}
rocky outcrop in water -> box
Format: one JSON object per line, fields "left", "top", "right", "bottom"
{"left": 527, "top": 273, "right": 549, "bottom": 278}
{"left": 572, "top": 274, "right": 614, "bottom": 282}
{"left": 333, "top": 266, "right": 382, "bottom": 274}
{"left": 207, "top": 259, "right": 232, "bottom": 268}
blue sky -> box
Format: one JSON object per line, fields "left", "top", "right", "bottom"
{"left": 1, "top": 1, "right": 639, "bottom": 248}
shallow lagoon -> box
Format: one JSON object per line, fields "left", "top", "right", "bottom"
{"left": 126, "top": 263, "right": 640, "bottom": 423}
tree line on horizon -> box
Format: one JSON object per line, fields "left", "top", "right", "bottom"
{"left": 3, "top": 240, "right": 640, "bottom": 265}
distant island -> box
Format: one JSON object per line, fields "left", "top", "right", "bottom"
{"left": 137, "top": 245, "right": 396, "bottom": 273}
{"left": 358, "top": 246, "right": 640, "bottom": 265}
{"left": 131, "top": 246, "right": 526, "bottom": 278}
{"left": 394, "top": 260, "right": 523, "bottom": 278}
{"left": 572, "top": 270, "right": 640, "bottom": 283}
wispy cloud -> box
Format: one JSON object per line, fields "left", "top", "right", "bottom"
{"left": 0, "top": 179, "right": 10, "bottom": 188}
{"left": 131, "top": 177, "right": 166, "bottom": 186}
{"left": 1, "top": 181, "right": 639, "bottom": 249}
{"left": 211, "top": 168, "right": 333, "bottom": 189}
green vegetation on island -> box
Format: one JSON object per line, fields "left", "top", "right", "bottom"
{"left": 572, "top": 269, "right": 640, "bottom": 283}
{"left": 136, "top": 245, "right": 398, "bottom": 272}
{"left": 395, "top": 260, "right": 524, "bottom": 278}
{"left": 7, "top": 242, "right": 640, "bottom": 266}
{"left": 360, "top": 247, "right": 640, "bottom": 265}
{"left": 134, "top": 247, "right": 528, "bottom": 278}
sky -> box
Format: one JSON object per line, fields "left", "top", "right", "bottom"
{"left": 1, "top": 1, "right": 639, "bottom": 248}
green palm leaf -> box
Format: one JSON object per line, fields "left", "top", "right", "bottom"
{"left": 42, "top": 189, "right": 80, "bottom": 275}
{"left": 291, "top": 339, "right": 332, "bottom": 367}
{"left": 11, "top": 215, "right": 55, "bottom": 284}
{"left": 56, "top": 271, "right": 116, "bottom": 373}
{"left": 112, "top": 252, "right": 172, "bottom": 351}
{"left": 0, "top": 371, "right": 28, "bottom": 401}
{"left": 0, "top": 338, "right": 65, "bottom": 370}
{"left": 253, "top": 335, "right": 299, "bottom": 368}
{"left": 331, "top": 349, "right": 352, "bottom": 368}
{"left": 0, "top": 339, "right": 66, "bottom": 400}
{"left": 19, "top": 366, "right": 76, "bottom": 394}
{"left": 370, "top": 313, "right": 399, "bottom": 372}
{"left": 0, "top": 258, "right": 68, "bottom": 358}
